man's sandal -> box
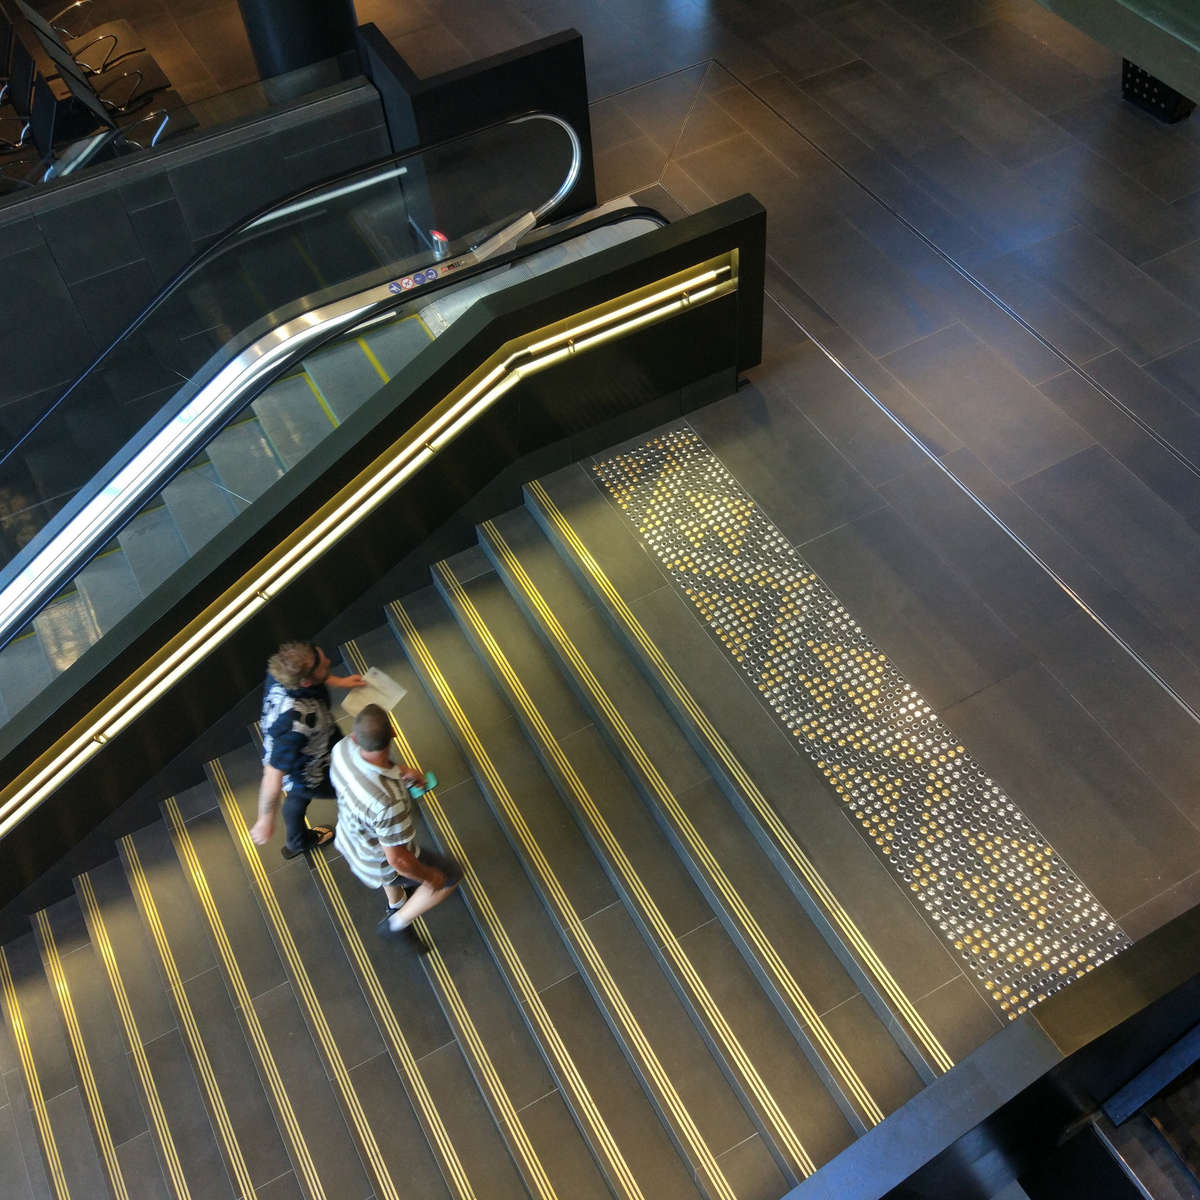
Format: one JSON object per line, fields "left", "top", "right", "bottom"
{"left": 280, "top": 825, "right": 335, "bottom": 860}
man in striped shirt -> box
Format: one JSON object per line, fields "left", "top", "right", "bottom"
{"left": 331, "top": 703, "right": 460, "bottom": 953}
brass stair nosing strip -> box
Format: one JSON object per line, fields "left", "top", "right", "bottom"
{"left": 77, "top": 872, "right": 192, "bottom": 1200}
{"left": 468, "top": 531, "right": 885, "bottom": 1128}
{"left": 388, "top": 598, "right": 739, "bottom": 1200}
{"left": 119, "top": 833, "right": 259, "bottom": 1200}
{"left": 34, "top": 910, "right": 130, "bottom": 1200}
{"left": 371, "top": 620, "right": 650, "bottom": 1200}
{"left": 160, "top": 798, "right": 326, "bottom": 1200}
{"left": 340, "top": 641, "right": 553, "bottom": 1200}
{"left": 0, "top": 944, "right": 71, "bottom": 1200}
{"left": 205, "top": 765, "right": 402, "bottom": 1200}
{"left": 527, "top": 479, "right": 956, "bottom": 1075}
{"left": 305, "top": 849, "right": 479, "bottom": 1200}
{"left": 435, "top": 559, "right": 816, "bottom": 1181}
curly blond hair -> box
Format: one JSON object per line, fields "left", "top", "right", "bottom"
{"left": 267, "top": 641, "right": 317, "bottom": 690}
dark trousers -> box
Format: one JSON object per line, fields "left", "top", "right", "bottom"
{"left": 282, "top": 776, "right": 335, "bottom": 852}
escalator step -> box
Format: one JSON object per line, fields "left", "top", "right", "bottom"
{"left": 204, "top": 420, "right": 284, "bottom": 507}
{"left": 0, "top": 631, "right": 53, "bottom": 718}
{"left": 302, "top": 339, "right": 390, "bottom": 423}
{"left": 117, "top": 507, "right": 189, "bottom": 597}
{"left": 161, "top": 461, "right": 241, "bottom": 553}
{"left": 360, "top": 314, "right": 433, "bottom": 377}
{"left": 75, "top": 551, "right": 144, "bottom": 635}
{"left": 251, "top": 374, "right": 338, "bottom": 469}
{"left": 31, "top": 591, "right": 100, "bottom": 676}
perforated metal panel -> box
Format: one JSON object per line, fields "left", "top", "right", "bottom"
{"left": 594, "top": 425, "right": 1130, "bottom": 1017}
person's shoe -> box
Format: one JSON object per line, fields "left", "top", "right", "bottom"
{"left": 376, "top": 912, "right": 430, "bottom": 955}
{"left": 280, "top": 824, "right": 334, "bottom": 860}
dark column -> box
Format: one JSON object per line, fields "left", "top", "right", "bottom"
{"left": 236, "top": 0, "right": 358, "bottom": 80}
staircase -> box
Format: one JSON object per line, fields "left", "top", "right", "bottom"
{"left": 0, "top": 441, "right": 989, "bottom": 1200}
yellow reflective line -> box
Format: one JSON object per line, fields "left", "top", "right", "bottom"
{"left": 34, "top": 911, "right": 129, "bottom": 1200}
{"left": 388, "top": 599, "right": 737, "bottom": 1200}
{"left": 414, "top": 312, "right": 435, "bottom": 341}
{"left": 528, "top": 479, "right": 956, "bottom": 1075}
{"left": 161, "top": 797, "right": 324, "bottom": 1199}
{"left": 78, "top": 873, "right": 191, "bottom": 1200}
{"left": 479, "top": 519, "right": 884, "bottom": 1126}
{"left": 342, "top": 639, "right": 555, "bottom": 1200}
{"left": 439, "top": 557, "right": 815, "bottom": 1178}
{"left": 206, "top": 763, "right": 401, "bottom": 1200}
{"left": 361, "top": 629, "right": 647, "bottom": 1200}
{"left": 306, "top": 851, "right": 477, "bottom": 1200}
{"left": 357, "top": 337, "right": 390, "bottom": 382}
{"left": 0, "top": 945, "right": 70, "bottom": 1199}
{"left": 119, "top": 835, "right": 258, "bottom": 1199}
{"left": 300, "top": 371, "right": 340, "bottom": 430}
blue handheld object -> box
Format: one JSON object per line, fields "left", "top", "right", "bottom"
{"left": 408, "top": 769, "right": 437, "bottom": 799}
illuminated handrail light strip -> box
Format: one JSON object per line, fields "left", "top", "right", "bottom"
{"left": 0, "top": 258, "right": 735, "bottom": 843}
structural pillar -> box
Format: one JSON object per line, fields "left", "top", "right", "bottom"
{"left": 236, "top": 0, "right": 358, "bottom": 80}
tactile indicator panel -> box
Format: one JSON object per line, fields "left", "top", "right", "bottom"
{"left": 593, "top": 425, "right": 1130, "bottom": 1017}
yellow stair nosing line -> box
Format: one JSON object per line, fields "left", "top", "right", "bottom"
{"left": 119, "top": 835, "right": 258, "bottom": 1200}
{"left": 523, "top": 484, "right": 955, "bottom": 1075}
{"left": 0, "top": 945, "right": 72, "bottom": 1199}
{"left": 347, "top": 636, "right": 647, "bottom": 1200}
{"left": 77, "top": 872, "right": 192, "bottom": 1200}
{"left": 161, "top": 798, "right": 326, "bottom": 1199}
{"left": 34, "top": 911, "right": 130, "bottom": 1200}
{"left": 389, "top": 599, "right": 738, "bottom": 1200}
{"left": 434, "top": 563, "right": 817, "bottom": 1179}
{"left": 464, "top": 535, "right": 885, "bottom": 1126}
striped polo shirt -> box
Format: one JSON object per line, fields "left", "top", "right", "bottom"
{"left": 330, "top": 739, "right": 418, "bottom": 889}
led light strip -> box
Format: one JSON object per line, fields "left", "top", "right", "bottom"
{"left": 389, "top": 599, "right": 738, "bottom": 1200}
{"left": 0, "top": 260, "right": 734, "bottom": 849}
{"left": 468, "top": 530, "right": 884, "bottom": 1127}
{"left": 77, "top": 872, "right": 192, "bottom": 1200}
{"left": 119, "top": 834, "right": 258, "bottom": 1200}
{"left": 162, "top": 797, "right": 325, "bottom": 1199}
{"left": 438, "top": 557, "right": 816, "bottom": 1178}
{"left": 347, "top": 640, "right": 646, "bottom": 1200}
{"left": 0, "top": 945, "right": 70, "bottom": 1199}
{"left": 528, "top": 480, "right": 957, "bottom": 1074}
{"left": 206, "top": 763, "right": 402, "bottom": 1200}
{"left": 34, "top": 910, "right": 129, "bottom": 1200}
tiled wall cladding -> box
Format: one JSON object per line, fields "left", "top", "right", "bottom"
{"left": 595, "top": 425, "right": 1130, "bottom": 1017}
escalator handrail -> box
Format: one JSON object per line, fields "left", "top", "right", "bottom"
{"left": 0, "top": 108, "right": 583, "bottom": 474}
{"left": 0, "top": 205, "right": 666, "bottom": 655}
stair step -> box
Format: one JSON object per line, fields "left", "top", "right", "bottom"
{"left": 76, "top": 856, "right": 234, "bottom": 1200}
{"left": 359, "top": 313, "right": 433, "bottom": 377}
{"left": 472, "top": 510, "right": 931, "bottom": 1120}
{"left": 160, "top": 789, "right": 375, "bottom": 1200}
{"left": 160, "top": 460, "right": 241, "bottom": 554}
{"left": 435, "top": 545, "right": 861, "bottom": 1174}
{"left": 74, "top": 548, "right": 144, "bottom": 635}
{"left": 119, "top": 817, "right": 300, "bottom": 1197}
{"left": 33, "top": 895, "right": 172, "bottom": 1200}
{"left": 250, "top": 373, "right": 338, "bottom": 469}
{"left": 525, "top": 461, "right": 1005, "bottom": 1065}
{"left": 117, "top": 505, "right": 189, "bottom": 596}
{"left": 0, "top": 933, "right": 110, "bottom": 1198}
{"left": 203, "top": 418, "right": 284, "bottom": 506}
{"left": 390, "top": 584, "right": 785, "bottom": 1200}
{"left": 351, "top": 620, "right": 707, "bottom": 1200}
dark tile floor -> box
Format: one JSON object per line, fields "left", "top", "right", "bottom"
{"left": 85, "top": 0, "right": 1200, "bottom": 940}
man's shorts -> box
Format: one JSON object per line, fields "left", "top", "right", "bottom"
{"left": 385, "top": 847, "right": 462, "bottom": 889}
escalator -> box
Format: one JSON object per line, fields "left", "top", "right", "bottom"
{"left": 0, "top": 106, "right": 668, "bottom": 722}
